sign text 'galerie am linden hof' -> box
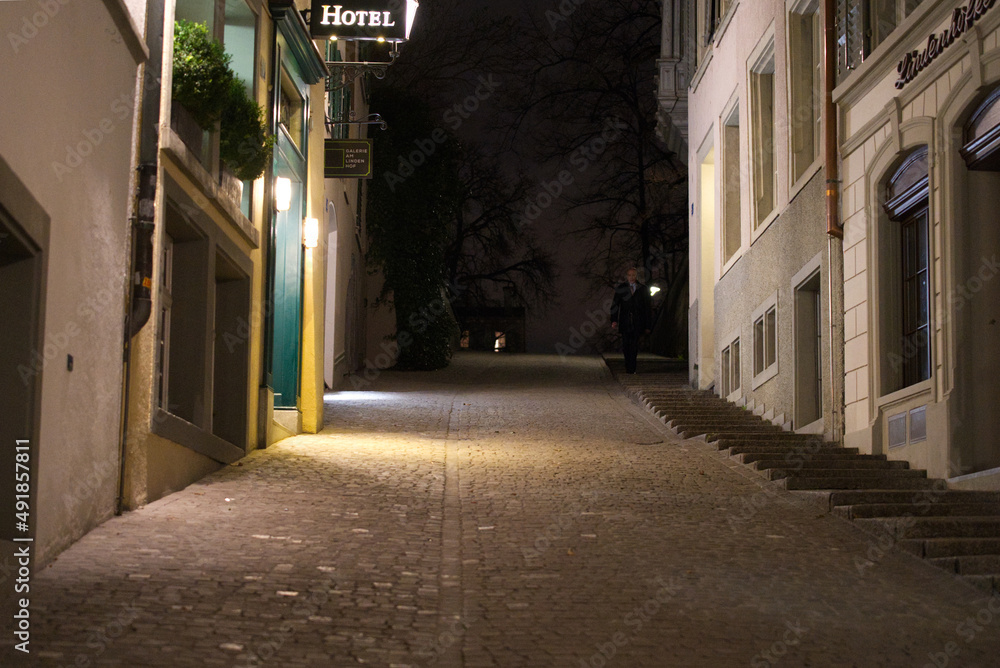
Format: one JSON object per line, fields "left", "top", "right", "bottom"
{"left": 309, "top": 1, "right": 408, "bottom": 40}
{"left": 324, "top": 139, "right": 373, "bottom": 179}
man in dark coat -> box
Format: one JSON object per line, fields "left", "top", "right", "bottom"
{"left": 610, "top": 267, "right": 652, "bottom": 374}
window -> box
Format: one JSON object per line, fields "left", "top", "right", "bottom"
{"left": 157, "top": 235, "right": 174, "bottom": 410}
{"left": 224, "top": 0, "right": 258, "bottom": 217}
{"left": 722, "top": 104, "right": 741, "bottom": 264}
{"left": 279, "top": 67, "right": 305, "bottom": 149}
{"left": 698, "top": 0, "right": 736, "bottom": 65}
{"left": 752, "top": 295, "right": 778, "bottom": 385}
{"left": 840, "top": 0, "right": 926, "bottom": 76}
{"left": 750, "top": 44, "right": 776, "bottom": 228}
{"left": 788, "top": 0, "right": 821, "bottom": 183}
{"left": 327, "top": 41, "right": 352, "bottom": 140}
{"left": 881, "top": 146, "right": 930, "bottom": 393}
{"left": 704, "top": 0, "right": 735, "bottom": 43}
{"left": 721, "top": 337, "right": 741, "bottom": 398}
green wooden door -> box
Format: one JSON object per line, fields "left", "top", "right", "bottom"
{"left": 271, "top": 137, "right": 304, "bottom": 408}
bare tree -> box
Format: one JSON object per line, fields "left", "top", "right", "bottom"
{"left": 498, "top": 0, "right": 688, "bottom": 354}
{"left": 445, "top": 143, "right": 556, "bottom": 309}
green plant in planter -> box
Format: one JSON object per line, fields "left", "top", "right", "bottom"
{"left": 172, "top": 20, "right": 233, "bottom": 128}
{"left": 220, "top": 78, "right": 274, "bottom": 181}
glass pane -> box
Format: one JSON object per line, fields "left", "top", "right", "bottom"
{"left": 903, "top": 277, "right": 917, "bottom": 333}
{"left": 917, "top": 271, "right": 929, "bottom": 326}
{"left": 765, "top": 307, "right": 777, "bottom": 368}
{"left": 754, "top": 318, "right": 765, "bottom": 375}
{"left": 918, "top": 326, "right": 931, "bottom": 381}
{"left": 901, "top": 220, "right": 916, "bottom": 277}
{"left": 916, "top": 213, "right": 929, "bottom": 271}
{"left": 732, "top": 340, "right": 741, "bottom": 390}
{"left": 721, "top": 347, "right": 731, "bottom": 396}
{"left": 868, "top": 0, "right": 897, "bottom": 52}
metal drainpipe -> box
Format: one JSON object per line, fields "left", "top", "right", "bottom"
{"left": 117, "top": 0, "right": 164, "bottom": 515}
{"left": 824, "top": 0, "right": 845, "bottom": 443}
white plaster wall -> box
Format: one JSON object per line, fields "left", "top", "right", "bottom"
{"left": 0, "top": 0, "right": 142, "bottom": 563}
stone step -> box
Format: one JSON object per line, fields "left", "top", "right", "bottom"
{"left": 825, "top": 490, "right": 1000, "bottom": 508}
{"left": 833, "top": 503, "right": 1000, "bottom": 520}
{"left": 676, "top": 423, "right": 783, "bottom": 436}
{"left": 766, "top": 468, "right": 927, "bottom": 482}
{"left": 660, "top": 411, "right": 763, "bottom": 420}
{"left": 738, "top": 452, "right": 884, "bottom": 464}
{"left": 859, "top": 516, "right": 1000, "bottom": 539}
{"left": 706, "top": 431, "right": 821, "bottom": 442}
{"left": 755, "top": 459, "right": 909, "bottom": 472}
{"left": 928, "top": 554, "right": 1000, "bottom": 576}
{"left": 725, "top": 444, "right": 855, "bottom": 457}
{"left": 962, "top": 575, "right": 999, "bottom": 594}
{"left": 899, "top": 537, "right": 1000, "bottom": 558}
{"left": 782, "top": 477, "right": 940, "bottom": 491}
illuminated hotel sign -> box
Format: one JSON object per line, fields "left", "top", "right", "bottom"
{"left": 896, "top": 0, "right": 997, "bottom": 89}
{"left": 309, "top": 0, "right": 418, "bottom": 41}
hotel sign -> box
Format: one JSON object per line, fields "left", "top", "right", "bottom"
{"left": 896, "top": 0, "right": 997, "bottom": 89}
{"left": 310, "top": 1, "right": 407, "bottom": 40}
{"left": 324, "top": 139, "right": 372, "bottom": 179}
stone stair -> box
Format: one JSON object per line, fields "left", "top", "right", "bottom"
{"left": 607, "top": 360, "right": 1000, "bottom": 594}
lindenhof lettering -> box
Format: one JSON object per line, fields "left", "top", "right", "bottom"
{"left": 895, "top": 0, "right": 997, "bottom": 89}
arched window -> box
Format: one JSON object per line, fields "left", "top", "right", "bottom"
{"left": 882, "top": 146, "right": 930, "bottom": 391}
{"left": 961, "top": 87, "right": 1000, "bottom": 170}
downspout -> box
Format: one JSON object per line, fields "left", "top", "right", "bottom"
{"left": 824, "top": 0, "right": 845, "bottom": 443}
{"left": 117, "top": 0, "right": 164, "bottom": 514}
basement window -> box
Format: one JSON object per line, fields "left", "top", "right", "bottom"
{"left": 752, "top": 293, "right": 778, "bottom": 388}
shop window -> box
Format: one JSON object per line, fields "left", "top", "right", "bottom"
{"left": 722, "top": 103, "right": 741, "bottom": 264}
{"left": 752, "top": 294, "right": 778, "bottom": 386}
{"left": 161, "top": 202, "right": 210, "bottom": 425}
{"left": 750, "top": 43, "right": 776, "bottom": 229}
{"left": 788, "top": 0, "right": 821, "bottom": 183}
{"left": 880, "top": 146, "right": 930, "bottom": 394}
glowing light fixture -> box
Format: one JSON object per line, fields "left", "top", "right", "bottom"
{"left": 328, "top": 35, "right": 337, "bottom": 41}
{"left": 275, "top": 177, "right": 292, "bottom": 211}
{"left": 303, "top": 217, "right": 319, "bottom": 249}
{"left": 649, "top": 286, "right": 661, "bottom": 296}
{"left": 406, "top": 0, "right": 419, "bottom": 39}
{"left": 376, "top": 36, "right": 385, "bottom": 43}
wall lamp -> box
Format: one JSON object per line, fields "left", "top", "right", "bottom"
{"left": 303, "top": 217, "right": 319, "bottom": 249}
{"left": 275, "top": 177, "right": 292, "bottom": 212}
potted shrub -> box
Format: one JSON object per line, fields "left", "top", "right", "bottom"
{"left": 220, "top": 78, "right": 274, "bottom": 182}
{"left": 172, "top": 20, "right": 232, "bottom": 129}
{"left": 171, "top": 20, "right": 273, "bottom": 181}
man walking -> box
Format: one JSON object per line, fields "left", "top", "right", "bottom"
{"left": 610, "top": 267, "right": 652, "bottom": 374}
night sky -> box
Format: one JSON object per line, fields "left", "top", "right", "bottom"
{"left": 376, "top": 0, "right": 674, "bottom": 355}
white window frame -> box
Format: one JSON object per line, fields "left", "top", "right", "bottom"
{"left": 720, "top": 328, "right": 743, "bottom": 401}
{"left": 786, "top": 0, "right": 824, "bottom": 197}
{"left": 751, "top": 291, "right": 779, "bottom": 388}
{"left": 748, "top": 32, "right": 778, "bottom": 237}
{"left": 720, "top": 94, "right": 743, "bottom": 273}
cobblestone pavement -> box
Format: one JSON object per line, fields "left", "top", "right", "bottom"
{"left": 9, "top": 353, "right": 1000, "bottom": 667}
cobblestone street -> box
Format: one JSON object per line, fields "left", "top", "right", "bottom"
{"left": 10, "top": 353, "right": 1000, "bottom": 667}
